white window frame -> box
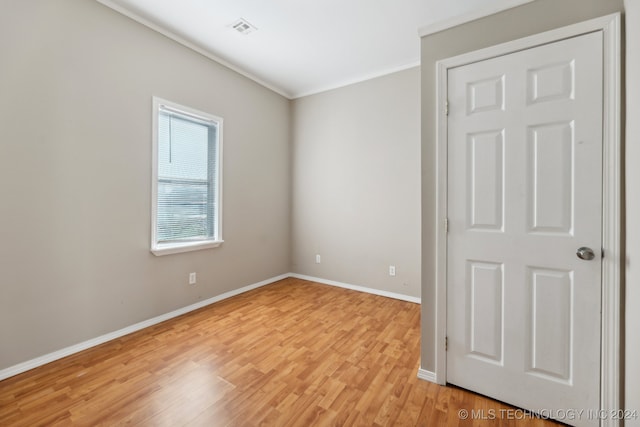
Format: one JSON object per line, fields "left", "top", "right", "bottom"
{"left": 151, "top": 97, "right": 223, "bottom": 256}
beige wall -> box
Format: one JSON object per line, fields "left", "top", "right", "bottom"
{"left": 291, "top": 68, "right": 421, "bottom": 299}
{"left": 419, "top": 0, "right": 624, "bottom": 375}
{"left": 0, "top": 0, "right": 290, "bottom": 370}
{"left": 625, "top": 0, "right": 640, "bottom": 423}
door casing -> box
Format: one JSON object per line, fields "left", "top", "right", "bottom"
{"left": 433, "top": 13, "right": 621, "bottom": 423}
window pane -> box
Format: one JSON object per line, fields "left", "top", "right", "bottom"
{"left": 157, "top": 179, "right": 211, "bottom": 241}
{"left": 158, "top": 113, "right": 210, "bottom": 180}
{"left": 156, "top": 108, "right": 217, "bottom": 243}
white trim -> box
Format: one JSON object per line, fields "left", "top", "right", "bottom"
{"left": 94, "top": 0, "right": 292, "bottom": 99}
{"left": 0, "top": 273, "right": 420, "bottom": 381}
{"left": 289, "top": 273, "right": 421, "bottom": 304}
{"left": 434, "top": 57, "right": 449, "bottom": 386}
{"left": 0, "top": 274, "right": 289, "bottom": 382}
{"left": 151, "top": 240, "right": 224, "bottom": 256}
{"left": 599, "top": 14, "right": 622, "bottom": 426}
{"left": 418, "top": 0, "right": 535, "bottom": 37}
{"left": 292, "top": 61, "right": 420, "bottom": 99}
{"left": 417, "top": 368, "right": 437, "bottom": 383}
{"left": 434, "top": 13, "right": 621, "bottom": 417}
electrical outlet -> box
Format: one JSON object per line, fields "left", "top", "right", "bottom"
{"left": 389, "top": 266, "right": 396, "bottom": 276}
{"left": 189, "top": 272, "right": 197, "bottom": 285}
{"left": 315, "top": 254, "right": 321, "bottom": 264}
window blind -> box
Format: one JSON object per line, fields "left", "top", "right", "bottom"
{"left": 156, "top": 107, "right": 218, "bottom": 243}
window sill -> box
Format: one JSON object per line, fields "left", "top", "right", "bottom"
{"left": 151, "top": 240, "right": 223, "bottom": 256}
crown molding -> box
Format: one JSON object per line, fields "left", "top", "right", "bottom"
{"left": 293, "top": 61, "right": 420, "bottom": 99}
{"left": 95, "top": 0, "right": 293, "bottom": 99}
{"left": 418, "top": 0, "right": 536, "bottom": 37}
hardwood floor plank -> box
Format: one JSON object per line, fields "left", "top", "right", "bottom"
{"left": 0, "top": 278, "right": 562, "bottom": 426}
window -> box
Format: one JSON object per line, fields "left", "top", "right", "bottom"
{"left": 151, "top": 97, "right": 223, "bottom": 256}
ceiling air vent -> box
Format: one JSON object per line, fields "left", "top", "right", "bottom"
{"left": 231, "top": 18, "right": 257, "bottom": 35}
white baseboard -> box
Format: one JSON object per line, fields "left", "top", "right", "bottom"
{"left": 289, "top": 273, "right": 421, "bottom": 304}
{"left": 0, "top": 272, "right": 419, "bottom": 381}
{"left": 0, "top": 274, "right": 289, "bottom": 382}
{"left": 417, "top": 368, "right": 437, "bottom": 383}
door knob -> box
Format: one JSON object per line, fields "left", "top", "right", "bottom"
{"left": 576, "top": 247, "right": 595, "bottom": 261}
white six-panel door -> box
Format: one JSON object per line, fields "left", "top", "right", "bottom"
{"left": 446, "top": 32, "right": 603, "bottom": 426}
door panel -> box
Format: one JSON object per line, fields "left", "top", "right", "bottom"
{"left": 527, "top": 61, "right": 574, "bottom": 104}
{"left": 446, "top": 32, "right": 603, "bottom": 427}
{"left": 527, "top": 122, "right": 574, "bottom": 234}
{"left": 527, "top": 267, "right": 572, "bottom": 382}
{"left": 468, "top": 261, "right": 504, "bottom": 364}
{"left": 468, "top": 130, "right": 504, "bottom": 230}
{"left": 467, "top": 75, "right": 505, "bottom": 114}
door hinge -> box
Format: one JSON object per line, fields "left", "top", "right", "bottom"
{"left": 444, "top": 218, "right": 449, "bottom": 232}
{"left": 445, "top": 336, "right": 448, "bottom": 351}
{"left": 445, "top": 100, "right": 449, "bottom": 116}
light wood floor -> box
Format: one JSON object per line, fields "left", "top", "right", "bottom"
{"left": 0, "top": 278, "right": 561, "bottom": 426}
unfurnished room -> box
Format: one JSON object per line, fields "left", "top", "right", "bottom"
{"left": 1, "top": 0, "right": 639, "bottom": 426}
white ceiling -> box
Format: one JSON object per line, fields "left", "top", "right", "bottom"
{"left": 98, "top": 0, "right": 531, "bottom": 98}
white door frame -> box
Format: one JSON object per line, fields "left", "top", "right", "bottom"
{"left": 433, "top": 13, "right": 621, "bottom": 423}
